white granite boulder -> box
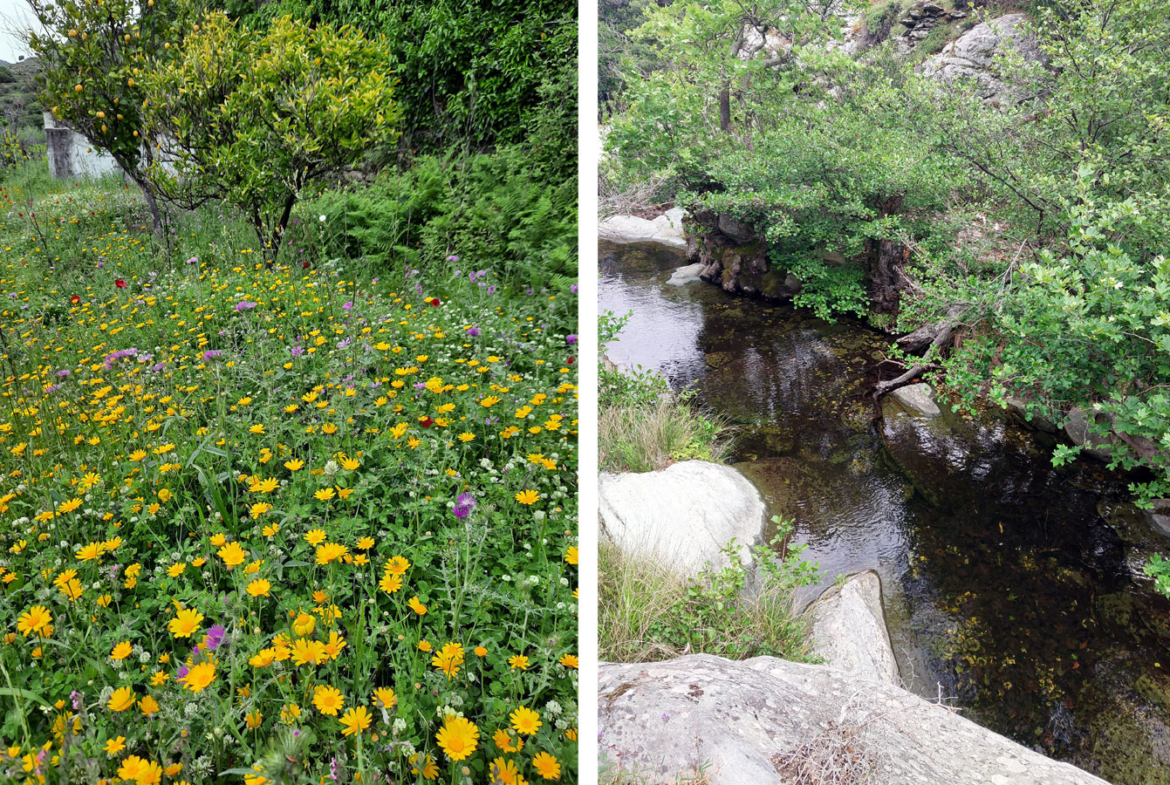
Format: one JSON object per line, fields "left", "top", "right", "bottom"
{"left": 599, "top": 654, "right": 1111, "bottom": 785}
{"left": 599, "top": 206, "right": 687, "bottom": 247}
{"left": 599, "top": 460, "right": 767, "bottom": 573}
{"left": 807, "top": 571, "right": 900, "bottom": 686}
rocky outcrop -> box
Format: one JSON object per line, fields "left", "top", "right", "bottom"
{"left": 894, "top": 2, "right": 967, "bottom": 53}
{"left": 1063, "top": 406, "right": 1118, "bottom": 463}
{"left": 599, "top": 461, "right": 768, "bottom": 572}
{"left": 599, "top": 206, "right": 687, "bottom": 247}
{"left": 599, "top": 654, "right": 1112, "bottom": 785}
{"left": 920, "top": 14, "right": 1045, "bottom": 103}
{"left": 685, "top": 210, "right": 802, "bottom": 300}
{"left": 807, "top": 571, "right": 900, "bottom": 686}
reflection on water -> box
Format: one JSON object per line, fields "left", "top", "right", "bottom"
{"left": 601, "top": 238, "right": 1170, "bottom": 785}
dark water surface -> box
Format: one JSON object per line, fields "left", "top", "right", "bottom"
{"left": 601, "top": 238, "right": 1170, "bottom": 784}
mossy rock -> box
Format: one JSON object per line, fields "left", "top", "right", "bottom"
{"left": 1137, "top": 671, "right": 1170, "bottom": 714}
{"left": 759, "top": 268, "right": 788, "bottom": 299}
{"left": 705, "top": 351, "right": 734, "bottom": 369}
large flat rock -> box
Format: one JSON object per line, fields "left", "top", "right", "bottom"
{"left": 599, "top": 654, "right": 1112, "bottom": 785}
{"left": 599, "top": 206, "right": 687, "bottom": 247}
{"left": 599, "top": 460, "right": 767, "bottom": 572}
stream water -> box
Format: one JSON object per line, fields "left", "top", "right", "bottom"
{"left": 601, "top": 238, "right": 1170, "bottom": 784}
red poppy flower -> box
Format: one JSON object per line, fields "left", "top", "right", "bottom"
{"left": 420, "top": 417, "right": 433, "bottom": 427}
{"left": 115, "top": 279, "right": 127, "bottom": 288}
{"left": 302, "top": 261, "right": 310, "bottom": 269}
{"left": 430, "top": 298, "right": 441, "bottom": 307}
{"left": 70, "top": 295, "right": 80, "bottom": 304}
{"left": 567, "top": 357, "right": 575, "bottom": 364}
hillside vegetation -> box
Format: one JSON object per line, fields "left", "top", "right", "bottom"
{"left": 604, "top": 0, "right": 1170, "bottom": 509}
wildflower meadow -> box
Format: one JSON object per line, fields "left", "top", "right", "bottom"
{"left": 0, "top": 161, "right": 579, "bottom": 784}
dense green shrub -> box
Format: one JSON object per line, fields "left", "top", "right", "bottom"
{"left": 224, "top": 0, "right": 577, "bottom": 166}
{"left": 304, "top": 147, "right": 577, "bottom": 288}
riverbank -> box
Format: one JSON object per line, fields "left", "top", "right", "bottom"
{"left": 599, "top": 235, "right": 1170, "bottom": 785}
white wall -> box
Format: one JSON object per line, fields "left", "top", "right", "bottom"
{"left": 44, "top": 111, "right": 123, "bottom": 180}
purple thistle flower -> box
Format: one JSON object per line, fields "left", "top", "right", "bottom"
{"left": 235, "top": 301, "right": 257, "bottom": 312}
{"left": 446, "top": 255, "right": 460, "bottom": 262}
{"left": 342, "top": 301, "right": 353, "bottom": 311}
{"left": 202, "top": 350, "right": 223, "bottom": 361}
{"left": 466, "top": 327, "right": 480, "bottom": 337}
{"left": 453, "top": 492, "right": 476, "bottom": 519}
{"left": 566, "top": 334, "right": 578, "bottom": 345}
{"left": 204, "top": 625, "right": 226, "bottom": 651}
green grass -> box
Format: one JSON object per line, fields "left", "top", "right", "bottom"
{"left": 599, "top": 393, "right": 731, "bottom": 473}
{"left": 599, "top": 528, "right": 817, "bottom": 664}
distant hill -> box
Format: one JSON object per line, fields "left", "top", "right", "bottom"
{"left": 0, "top": 56, "right": 43, "bottom": 143}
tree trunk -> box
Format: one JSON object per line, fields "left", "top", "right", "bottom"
{"left": 874, "top": 305, "right": 967, "bottom": 397}
{"left": 137, "top": 179, "right": 164, "bottom": 237}
{"left": 266, "top": 193, "right": 299, "bottom": 266}
{"left": 719, "top": 83, "right": 732, "bottom": 132}
{"left": 720, "top": 29, "right": 746, "bottom": 133}
{"left": 870, "top": 238, "right": 909, "bottom": 314}
{"left": 868, "top": 194, "right": 908, "bottom": 315}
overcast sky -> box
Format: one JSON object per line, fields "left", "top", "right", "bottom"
{"left": 0, "top": 0, "right": 37, "bottom": 64}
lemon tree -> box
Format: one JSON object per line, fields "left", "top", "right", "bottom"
{"left": 143, "top": 11, "right": 400, "bottom": 260}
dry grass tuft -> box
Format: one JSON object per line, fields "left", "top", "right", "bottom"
{"left": 599, "top": 396, "right": 731, "bottom": 474}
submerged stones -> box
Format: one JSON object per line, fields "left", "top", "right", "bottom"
{"left": 666, "top": 261, "right": 705, "bottom": 286}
